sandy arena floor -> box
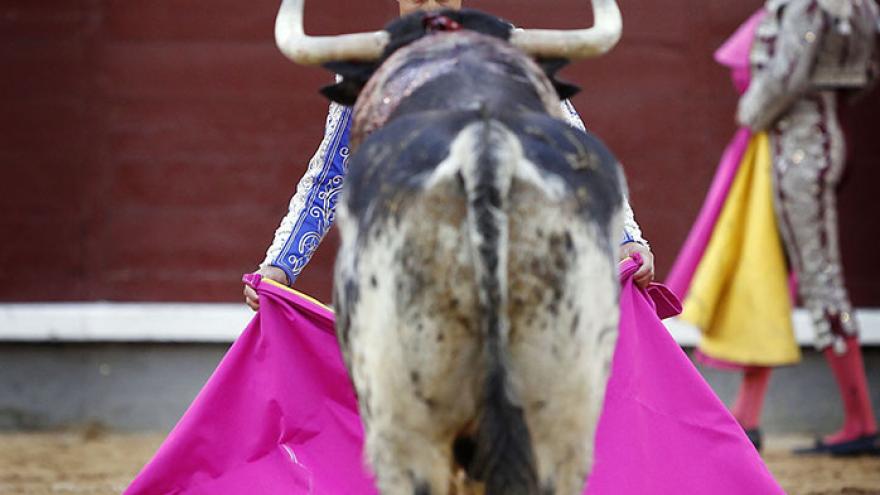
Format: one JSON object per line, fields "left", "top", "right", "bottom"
{"left": 0, "top": 430, "right": 877, "bottom": 495}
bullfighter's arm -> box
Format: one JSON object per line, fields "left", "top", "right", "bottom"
{"left": 560, "top": 100, "right": 649, "bottom": 247}
{"left": 736, "top": 0, "right": 824, "bottom": 131}
{"left": 259, "top": 102, "right": 353, "bottom": 286}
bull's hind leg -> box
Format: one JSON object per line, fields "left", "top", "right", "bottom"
{"left": 348, "top": 311, "right": 460, "bottom": 495}
{"left": 512, "top": 325, "right": 616, "bottom": 495}
{"left": 515, "top": 303, "right": 618, "bottom": 495}
{"left": 340, "top": 174, "right": 482, "bottom": 495}
{"left": 365, "top": 425, "right": 453, "bottom": 495}
{"left": 507, "top": 202, "right": 620, "bottom": 494}
{"left": 355, "top": 309, "right": 481, "bottom": 495}
{"left": 346, "top": 311, "right": 460, "bottom": 494}
{"left": 345, "top": 253, "right": 480, "bottom": 494}
{"left": 516, "top": 289, "right": 617, "bottom": 495}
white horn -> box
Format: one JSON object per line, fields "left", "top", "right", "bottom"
{"left": 275, "top": 0, "right": 391, "bottom": 65}
{"left": 510, "top": 0, "right": 622, "bottom": 59}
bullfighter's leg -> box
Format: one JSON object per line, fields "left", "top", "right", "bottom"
{"left": 770, "top": 94, "right": 854, "bottom": 351}
{"left": 771, "top": 94, "right": 877, "bottom": 446}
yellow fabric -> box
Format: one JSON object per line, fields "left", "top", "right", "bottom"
{"left": 682, "top": 132, "right": 801, "bottom": 366}
{"left": 262, "top": 279, "right": 334, "bottom": 313}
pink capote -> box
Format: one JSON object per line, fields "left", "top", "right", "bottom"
{"left": 665, "top": 9, "right": 766, "bottom": 299}
{"left": 125, "top": 258, "right": 782, "bottom": 494}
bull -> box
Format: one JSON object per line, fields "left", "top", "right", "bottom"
{"left": 275, "top": 2, "right": 626, "bottom": 494}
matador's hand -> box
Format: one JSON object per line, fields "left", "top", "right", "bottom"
{"left": 244, "top": 265, "right": 290, "bottom": 311}
{"left": 620, "top": 242, "right": 655, "bottom": 289}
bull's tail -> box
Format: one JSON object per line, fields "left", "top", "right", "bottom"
{"left": 457, "top": 118, "right": 540, "bottom": 495}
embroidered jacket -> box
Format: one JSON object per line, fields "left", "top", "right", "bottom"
{"left": 262, "top": 100, "right": 648, "bottom": 285}
{"left": 737, "top": 0, "right": 879, "bottom": 131}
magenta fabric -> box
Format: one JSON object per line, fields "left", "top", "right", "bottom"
{"left": 125, "top": 275, "right": 378, "bottom": 495}
{"left": 664, "top": 9, "right": 766, "bottom": 299}
{"left": 584, "top": 259, "right": 783, "bottom": 494}
{"left": 664, "top": 128, "right": 751, "bottom": 298}
{"left": 715, "top": 9, "right": 767, "bottom": 94}
{"left": 126, "top": 263, "right": 781, "bottom": 494}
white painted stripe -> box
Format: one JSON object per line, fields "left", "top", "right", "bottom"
{"left": 0, "top": 303, "right": 254, "bottom": 343}
{"left": 0, "top": 303, "right": 878, "bottom": 345}
{"left": 665, "top": 310, "right": 880, "bottom": 346}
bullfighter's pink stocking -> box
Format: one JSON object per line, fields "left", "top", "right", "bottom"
{"left": 732, "top": 367, "right": 772, "bottom": 430}
{"left": 823, "top": 337, "right": 877, "bottom": 444}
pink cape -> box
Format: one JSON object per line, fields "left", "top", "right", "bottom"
{"left": 125, "top": 259, "right": 782, "bottom": 494}
{"left": 664, "top": 9, "right": 766, "bottom": 299}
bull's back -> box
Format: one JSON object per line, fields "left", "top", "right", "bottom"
{"left": 343, "top": 109, "right": 622, "bottom": 232}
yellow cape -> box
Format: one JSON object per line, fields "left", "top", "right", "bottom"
{"left": 681, "top": 132, "right": 801, "bottom": 366}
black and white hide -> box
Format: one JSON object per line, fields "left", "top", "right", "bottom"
{"left": 331, "top": 11, "right": 625, "bottom": 495}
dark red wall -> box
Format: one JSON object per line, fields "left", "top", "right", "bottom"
{"left": 1, "top": 0, "right": 878, "bottom": 304}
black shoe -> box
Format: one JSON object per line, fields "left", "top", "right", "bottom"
{"left": 744, "top": 428, "right": 762, "bottom": 452}
{"left": 793, "top": 437, "right": 829, "bottom": 455}
{"left": 793, "top": 433, "right": 880, "bottom": 456}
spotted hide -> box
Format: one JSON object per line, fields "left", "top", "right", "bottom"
{"left": 331, "top": 10, "right": 625, "bottom": 495}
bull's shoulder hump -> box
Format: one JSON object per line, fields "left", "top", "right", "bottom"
{"left": 344, "top": 111, "right": 476, "bottom": 216}
{"left": 347, "top": 111, "right": 474, "bottom": 180}
{"left": 503, "top": 112, "right": 623, "bottom": 225}
{"left": 506, "top": 113, "right": 617, "bottom": 168}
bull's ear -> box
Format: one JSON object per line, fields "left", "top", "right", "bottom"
{"left": 552, "top": 79, "right": 581, "bottom": 100}
{"left": 537, "top": 57, "right": 581, "bottom": 100}
{"left": 320, "top": 79, "right": 363, "bottom": 106}
{"left": 319, "top": 61, "right": 377, "bottom": 106}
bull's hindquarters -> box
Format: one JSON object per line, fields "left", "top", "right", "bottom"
{"left": 333, "top": 117, "right": 622, "bottom": 495}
